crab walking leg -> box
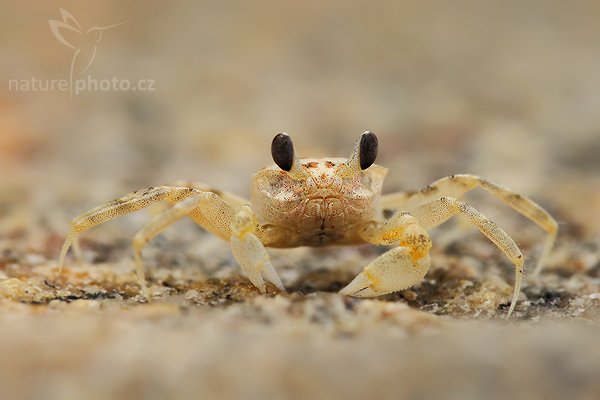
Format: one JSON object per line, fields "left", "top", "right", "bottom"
{"left": 381, "top": 174, "right": 558, "bottom": 274}
{"left": 412, "top": 197, "right": 524, "bottom": 317}
{"left": 229, "top": 205, "right": 285, "bottom": 293}
{"left": 341, "top": 212, "right": 432, "bottom": 297}
{"left": 59, "top": 187, "right": 192, "bottom": 270}
{"left": 58, "top": 186, "right": 239, "bottom": 270}
{"left": 131, "top": 193, "right": 214, "bottom": 295}
{"left": 71, "top": 236, "right": 84, "bottom": 262}
{"left": 340, "top": 247, "right": 431, "bottom": 298}
{"left": 173, "top": 181, "right": 248, "bottom": 212}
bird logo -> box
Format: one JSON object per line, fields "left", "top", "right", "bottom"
{"left": 49, "top": 8, "right": 122, "bottom": 96}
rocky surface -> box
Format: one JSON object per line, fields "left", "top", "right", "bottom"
{"left": 1, "top": 1, "right": 600, "bottom": 399}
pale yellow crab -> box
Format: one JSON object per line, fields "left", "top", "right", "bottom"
{"left": 59, "top": 132, "right": 558, "bottom": 317}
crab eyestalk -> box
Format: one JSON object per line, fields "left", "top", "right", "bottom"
{"left": 339, "top": 131, "right": 379, "bottom": 177}
{"left": 271, "top": 133, "right": 305, "bottom": 178}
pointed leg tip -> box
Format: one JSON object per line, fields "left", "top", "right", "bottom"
{"left": 262, "top": 263, "right": 286, "bottom": 293}
{"left": 339, "top": 273, "right": 378, "bottom": 297}
{"left": 338, "top": 286, "right": 353, "bottom": 296}
{"left": 252, "top": 279, "right": 267, "bottom": 294}
{"left": 345, "top": 287, "right": 379, "bottom": 298}
{"left": 242, "top": 275, "right": 266, "bottom": 294}
{"left": 55, "top": 261, "right": 66, "bottom": 278}
{"left": 271, "top": 281, "right": 286, "bottom": 293}
{"left": 135, "top": 282, "right": 151, "bottom": 304}
{"left": 504, "top": 307, "right": 515, "bottom": 319}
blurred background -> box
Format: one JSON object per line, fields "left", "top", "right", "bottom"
{"left": 1, "top": 1, "right": 600, "bottom": 398}
{"left": 2, "top": 0, "right": 599, "bottom": 234}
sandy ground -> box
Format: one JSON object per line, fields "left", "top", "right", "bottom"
{"left": 1, "top": 1, "right": 600, "bottom": 399}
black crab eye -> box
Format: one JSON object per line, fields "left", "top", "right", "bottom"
{"left": 359, "top": 131, "right": 378, "bottom": 170}
{"left": 271, "top": 133, "right": 294, "bottom": 171}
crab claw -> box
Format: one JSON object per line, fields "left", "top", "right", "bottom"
{"left": 241, "top": 256, "right": 285, "bottom": 293}
{"left": 257, "top": 259, "right": 286, "bottom": 292}
{"left": 340, "top": 247, "right": 430, "bottom": 298}
{"left": 339, "top": 273, "right": 379, "bottom": 297}
{"left": 231, "top": 232, "right": 286, "bottom": 293}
